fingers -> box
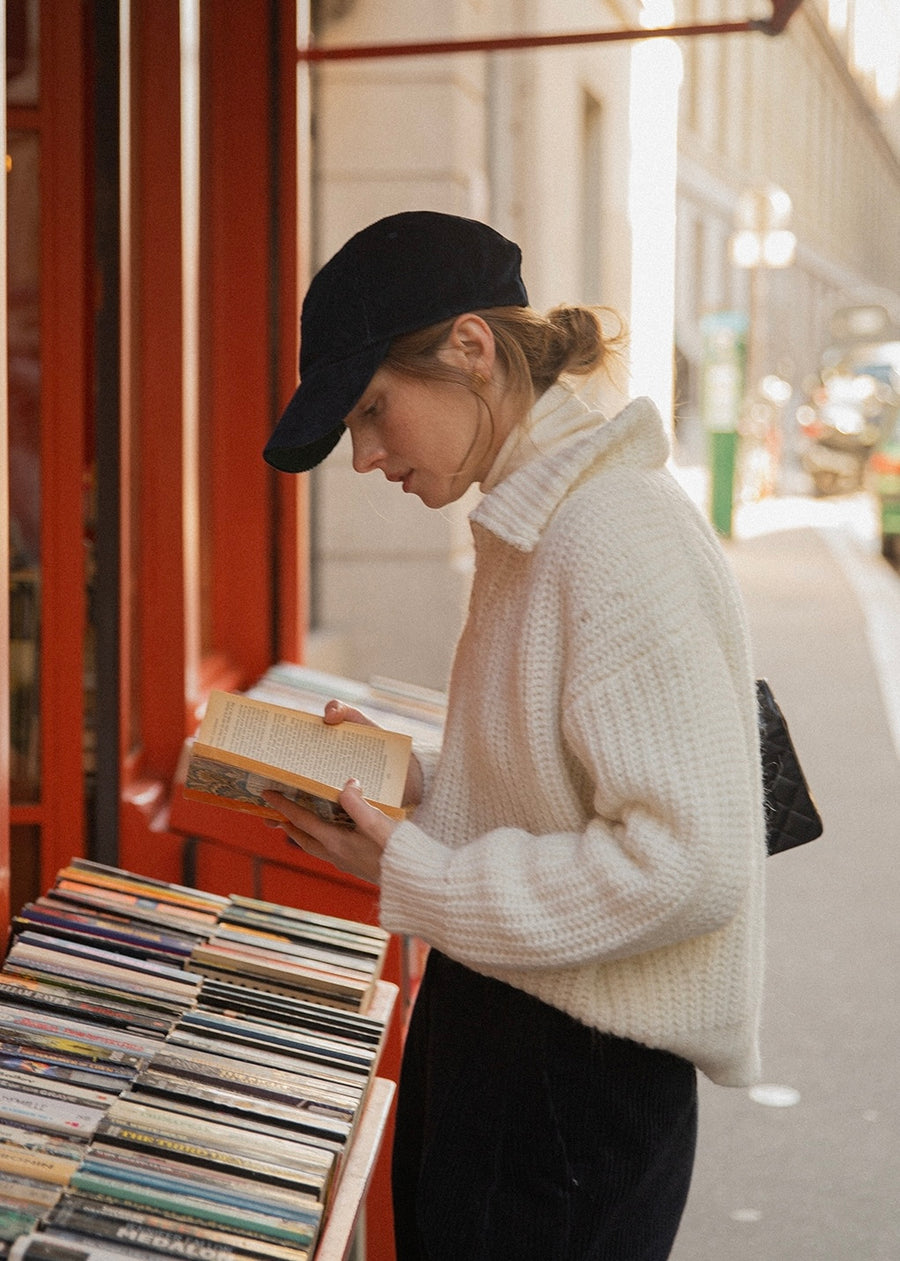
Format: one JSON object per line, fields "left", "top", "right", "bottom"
{"left": 261, "top": 784, "right": 395, "bottom": 886}
{"left": 323, "top": 699, "right": 378, "bottom": 728}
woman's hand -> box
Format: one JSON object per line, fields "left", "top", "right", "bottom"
{"left": 263, "top": 778, "right": 397, "bottom": 886}
{"left": 262, "top": 697, "right": 419, "bottom": 885}
{"left": 322, "top": 699, "right": 424, "bottom": 808}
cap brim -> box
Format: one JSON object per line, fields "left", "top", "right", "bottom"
{"left": 263, "top": 420, "right": 345, "bottom": 473}
{"left": 264, "top": 338, "right": 389, "bottom": 473}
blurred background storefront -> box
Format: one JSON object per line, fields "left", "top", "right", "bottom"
{"left": 3, "top": 3, "right": 900, "bottom": 1254}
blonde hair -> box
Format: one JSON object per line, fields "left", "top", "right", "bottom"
{"left": 384, "top": 304, "right": 627, "bottom": 415}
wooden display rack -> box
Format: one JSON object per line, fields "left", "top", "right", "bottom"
{"left": 317, "top": 1077, "right": 396, "bottom": 1261}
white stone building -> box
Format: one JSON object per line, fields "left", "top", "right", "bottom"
{"left": 303, "top": 0, "right": 900, "bottom": 689}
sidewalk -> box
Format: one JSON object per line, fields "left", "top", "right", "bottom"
{"left": 669, "top": 483, "right": 900, "bottom": 1260}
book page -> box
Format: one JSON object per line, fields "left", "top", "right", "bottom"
{"left": 198, "top": 692, "right": 410, "bottom": 807}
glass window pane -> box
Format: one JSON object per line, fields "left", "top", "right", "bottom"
{"left": 6, "top": 0, "right": 40, "bottom": 108}
{"left": 7, "top": 130, "right": 42, "bottom": 803}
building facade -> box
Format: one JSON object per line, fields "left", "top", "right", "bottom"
{"left": 306, "top": 0, "right": 900, "bottom": 689}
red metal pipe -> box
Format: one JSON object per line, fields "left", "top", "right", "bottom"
{"left": 298, "top": 21, "right": 754, "bottom": 63}
{"left": 297, "top": 3, "right": 805, "bottom": 63}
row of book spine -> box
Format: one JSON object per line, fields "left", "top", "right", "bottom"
{"left": 0, "top": 858, "right": 394, "bottom": 1261}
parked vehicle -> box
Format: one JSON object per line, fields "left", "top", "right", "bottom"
{"left": 796, "top": 368, "right": 890, "bottom": 496}
{"left": 794, "top": 305, "right": 900, "bottom": 514}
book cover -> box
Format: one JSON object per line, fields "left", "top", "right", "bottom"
{"left": 8, "top": 1231, "right": 165, "bottom": 1260}
{"left": 126, "top": 1070, "right": 352, "bottom": 1146}
{"left": 12, "top": 903, "right": 198, "bottom": 963}
{"left": 195, "top": 977, "right": 386, "bottom": 1046}
{"left": 91, "top": 1115, "right": 328, "bottom": 1200}
{"left": 0, "top": 977, "right": 175, "bottom": 1038}
{"left": 170, "top": 1012, "right": 374, "bottom": 1080}
{"left": 162, "top": 1024, "right": 371, "bottom": 1093}
{"left": 0, "top": 1086, "right": 106, "bottom": 1139}
{"left": 102, "top": 1099, "right": 335, "bottom": 1176}
{"left": 0, "top": 1142, "right": 80, "bottom": 1186}
{"left": 0, "top": 1168, "right": 68, "bottom": 1207}
{"left": 0, "top": 1122, "right": 88, "bottom": 1163}
{"left": 47, "top": 1197, "right": 313, "bottom": 1261}
{"left": 0, "top": 1070, "right": 119, "bottom": 1112}
{"left": 187, "top": 944, "right": 372, "bottom": 1008}
{"left": 224, "top": 894, "right": 389, "bottom": 947}
{"left": 0, "top": 1005, "right": 163, "bottom": 1066}
{"left": 141, "top": 1049, "right": 363, "bottom": 1126}
{"left": 0, "top": 1202, "right": 50, "bottom": 1244}
{"left": 0, "top": 975, "right": 185, "bottom": 1034}
{"left": 182, "top": 690, "right": 411, "bottom": 824}
{"left": 57, "top": 863, "right": 229, "bottom": 917}
{"left": 68, "top": 1169, "right": 321, "bottom": 1248}
{"left": 82, "top": 1143, "right": 322, "bottom": 1219}
{"left": 201, "top": 925, "right": 382, "bottom": 977}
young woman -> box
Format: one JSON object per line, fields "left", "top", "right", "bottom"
{"left": 263, "top": 211, "right": 766, "bottom": 1260}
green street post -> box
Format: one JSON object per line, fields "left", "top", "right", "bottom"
{"left": 700, "top": 311, "right": 747, "bottom": 538}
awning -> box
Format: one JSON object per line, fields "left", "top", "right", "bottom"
{"left": 298, "top": 0, "right": 805, "bottom": 62}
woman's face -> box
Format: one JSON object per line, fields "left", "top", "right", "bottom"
{"left": 343, "top": 317, "right": 513, "bottom": 510}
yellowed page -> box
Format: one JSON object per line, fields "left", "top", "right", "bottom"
{"left": 198, "top": 691, "right": 411, "bottom": 808}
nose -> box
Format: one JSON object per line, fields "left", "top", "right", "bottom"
{"left": 349, "top": 425, "right": 385, "bottom": 474}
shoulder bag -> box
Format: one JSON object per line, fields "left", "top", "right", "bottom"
{"left": 757, "top": 678, "right": 823, "bottom": 856}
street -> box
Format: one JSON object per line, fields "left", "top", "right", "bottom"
{"left": 669, "top": 491, "right": 900, "bottom": 1259}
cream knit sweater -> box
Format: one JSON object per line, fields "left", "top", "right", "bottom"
{"left": 379, "top": 384, "right": 765, "bottom": 1086}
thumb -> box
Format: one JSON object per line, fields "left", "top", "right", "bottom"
{"left": 338, "top": 778, "right": 394, "bottom": 846}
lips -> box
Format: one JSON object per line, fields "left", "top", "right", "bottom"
{"left": 385, "top": 470, "right": 414, "bottom": 491}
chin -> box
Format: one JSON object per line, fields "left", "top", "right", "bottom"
{"left": 418, "top": 487, "right": 466, "bottom": 510}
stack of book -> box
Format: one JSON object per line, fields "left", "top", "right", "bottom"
{"left": 0, "top": 860, "right": 395, "bottom": 1261}
{"left": 247, "top": 662, "right": 446, "bottom": 748}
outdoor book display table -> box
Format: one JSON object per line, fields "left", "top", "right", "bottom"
{"left": 0, "top": 860, "right": 398, "bottom": 1261}
{"left": 165, "top": 664, "right": 442, "bottom": 1261}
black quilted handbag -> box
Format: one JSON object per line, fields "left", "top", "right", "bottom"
{"left": 757, "top": 678, "right": 823, "bottom": 856}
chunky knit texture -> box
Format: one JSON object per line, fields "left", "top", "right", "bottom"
{"left": 379, "top": 384, "right": 766, "bottom": 1086}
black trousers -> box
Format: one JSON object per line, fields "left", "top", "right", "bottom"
{"left": 392, "top": 950, "right": 697, "bottom": 1261}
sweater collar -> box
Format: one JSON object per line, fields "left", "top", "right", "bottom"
{"left": 471, "top": 384, "right": 670, "bottom": 552}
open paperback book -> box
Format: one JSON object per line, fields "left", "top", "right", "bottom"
{"left": 182, "top": 689, "right": 412, "bottom": 826}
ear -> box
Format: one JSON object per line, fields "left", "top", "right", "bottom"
{"left": 443, "top": 314, "right": 496, "bottom": 379}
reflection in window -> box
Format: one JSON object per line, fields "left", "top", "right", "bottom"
{"left": 7, "top": 131, "right": 41, "bottom": 803}
{"left": 6, "top": 0, "right": 39, "bottom": 108}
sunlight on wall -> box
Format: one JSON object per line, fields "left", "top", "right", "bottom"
{"left": 828, "top": 0, "right": 900, "bottom": 106}
{"left": 628, "top": 8, "right": 683, "bottom": 424}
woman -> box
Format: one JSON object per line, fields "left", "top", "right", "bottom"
{"left": 263, "top": 211, "right": 766, "bottom": 1260}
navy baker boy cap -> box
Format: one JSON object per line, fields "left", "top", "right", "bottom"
{"left": 264, "top": 211, "right": 529, "bottom": 473}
